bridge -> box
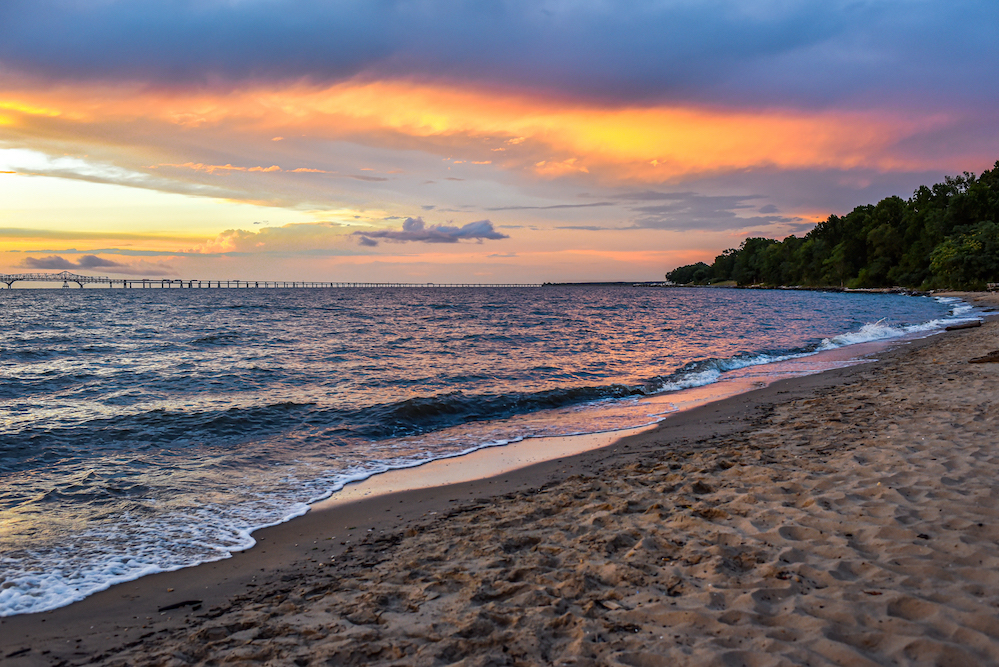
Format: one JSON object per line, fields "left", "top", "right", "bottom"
{"left": 1, "top": 271, "right": 109, "bottom": 288}
{"left": 0, "top": 271, "right": 544, "bottom": 289}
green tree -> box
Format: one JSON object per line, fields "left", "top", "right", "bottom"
{"left": 666, "top": 262, "right": 711, "bottom": 284}
{"left": 663, "top": 160, "right": 999, "bottom": 289}
{"left": 730, "top": 237, "right": 779, "bottom": 285}
{"left": 929, "top": 221, "right": 999, "bottom": 288}
{"left": 710, "top": 249, "right": 738, "bottom": 282}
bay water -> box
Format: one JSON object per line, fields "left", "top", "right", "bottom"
{"left": 0, "top": 286, "right": 972, "bottom": 615}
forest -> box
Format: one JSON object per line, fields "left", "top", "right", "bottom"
{"left": 666, "top": 161, "right": 999, "bottom": 289}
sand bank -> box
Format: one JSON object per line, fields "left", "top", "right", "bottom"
{"left": 3, "top": 293, "right": 998, "bottom": 666}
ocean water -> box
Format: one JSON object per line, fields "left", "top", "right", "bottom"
{"left": 0, "top": 286, "right": 973, "bottom": 616}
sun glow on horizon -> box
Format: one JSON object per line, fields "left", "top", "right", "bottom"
{"left": 0, "top": 79, "right": 957, "bottom": 187}
{"left": 0, "top": 71, "right": 988, "bottom": 281}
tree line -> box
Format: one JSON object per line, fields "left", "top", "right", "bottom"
{"left": 667, "top": 161, "right": 999, "bottom": 289}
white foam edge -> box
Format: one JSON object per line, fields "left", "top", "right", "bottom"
{"left": 3, "top": 295, "right": 981, "bottom": 617}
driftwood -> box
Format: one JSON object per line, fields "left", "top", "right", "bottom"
{"left": 969, "top": 350, "right": 999, "bottom": 364}
{"left": 946, "top": 320, "right": 982, "bottom": 331}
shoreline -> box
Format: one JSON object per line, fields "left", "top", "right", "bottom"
{"left": 0, "top": 324, "right": 930, "bottom": 616}
{"left": 311, "top": 336, "right": 903, "bottom": 515}
{"left": 2, "top": 294, "right": 996, "bottom": 665}
{"left": 0, "top": 293, "right": 951, "bottom": 619}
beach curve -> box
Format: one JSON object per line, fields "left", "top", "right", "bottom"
{"left": 2, "top": 292, "right": 998, "bottom": 665}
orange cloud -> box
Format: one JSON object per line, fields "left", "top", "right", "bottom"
{"left": 185, "top": 222, "right": 354, "bottom": 254}
{"left": 0, "top": 101, "right": 61, "bottom": 117}
{"left": 151, "top": 162, "right": 337, "bottom": 175}
{"left": 0, "top": 78, "right": 960, "bottom": 188}
{"left": 154, "top": 162, "right": 281, "bottom": 174}
{"left": 534, "top": 158, "right": 589, "bottom": 177}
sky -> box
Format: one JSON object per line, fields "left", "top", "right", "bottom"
{"left": 1, "top": 0, "right": 997, "bottom": 283}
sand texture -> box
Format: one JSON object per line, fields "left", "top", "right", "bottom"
{"left": 4, "top": 294, "right": 999, "bottom": 666}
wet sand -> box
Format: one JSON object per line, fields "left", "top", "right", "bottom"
{"left": 3, "top": 292, "right": 998, "bottom": 666}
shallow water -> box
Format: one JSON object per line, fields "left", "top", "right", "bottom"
{"left": 0, "top": 286, "right": 973, "bottom": 615}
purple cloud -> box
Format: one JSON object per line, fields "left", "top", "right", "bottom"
{"left": 0, "top": 1, "right": 995, "bottom": 110}
{"left": 21, "top": 255, "right": 77, "bottom": 269}
{"left": 76, "top": 254, "right": 127, "bottom": 268}
{"left": 354, "top": 217, "right": 508, "bottom": 246}
{"left": 20, "top": 254, "right": 176, "bottom": 276}
{"left": 22, "top": 254, "right": 127, "bottom": 270}
{"left": 618, "top": 192, "right": 803, "bottom": 232}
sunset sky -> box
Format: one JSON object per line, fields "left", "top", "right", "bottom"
{"left": 1, "top": 1, "right": 997, "bottom": 283}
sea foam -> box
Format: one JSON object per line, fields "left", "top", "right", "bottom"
{"left": 0, "top": 287, "right": 972, "bottom": 616}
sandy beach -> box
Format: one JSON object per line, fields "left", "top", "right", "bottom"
{"left": 3, "top": 292, "right": 998, "bottom": 666}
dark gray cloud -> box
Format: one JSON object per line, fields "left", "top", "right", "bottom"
{"left": 21, "top": 255, "right": 77, "bottom": 270}
{"left": 19, "top": 254, "right": 177, "bottom": 275}
{"left": 1, "top": 1, "right": 995, "bottom": 108}
{"left": 18, "top": 247, "right": 183, "bottom": 257}
{"left": 77, "top": 254, "right": 126, "bottom": 269}
{"left": 784, "top": 222, "right": 819, "bottom": 234}
{"left": 22, "top": 254, "right": 126, "bottom": 270}
{"left": 670, "top": 165, "right": 962, "bottom": 218}
{"left": 354, "top": 217, "right": 509, "bottom": 246}
{"left": 620, "top": 191, "right": 802, "bottom": 231}
{"left": 486, "top": 202, "right": 614, "bottom": 211}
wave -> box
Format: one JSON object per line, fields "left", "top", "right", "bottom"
{"left": 0, "top": 293, "right": 981, "bottom": 617}
{"left": 0, "top": 401, "right": 317, "bottom": 470}
{"left": 819, "top": 298, "right": 983, "bottom": 350}
{"left": 648, "top": 296, "right": 984, "bottom": 396}
{"left": 3, "top": 297, "right": 982, "bottom": 470}
{"left": 190, "top": 331, "right": 242, "bottom": 346}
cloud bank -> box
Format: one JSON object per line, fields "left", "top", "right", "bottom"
{"left": 0, "top": 1, "right": 996, "bottom": 110}
{"left": 22, "top": 254, "right": 125, "bottom": 270}
{"left": 20, "top": 255, "right": 177, "bottom": 276}
{"left": 1, "top": 1, "right": 996, "bottom": 282}
{"left": 622, "top": 191, "right": 802, "bottom": 232}
{"left": 186, "top": 222, "right": 363, "bottom": 255}
{"left": 354, "top": 217, "right": 509, "bottom": 246}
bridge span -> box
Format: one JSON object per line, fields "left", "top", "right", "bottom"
{"left": 0, "top": 271, "right": 543, "bottom": 289}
